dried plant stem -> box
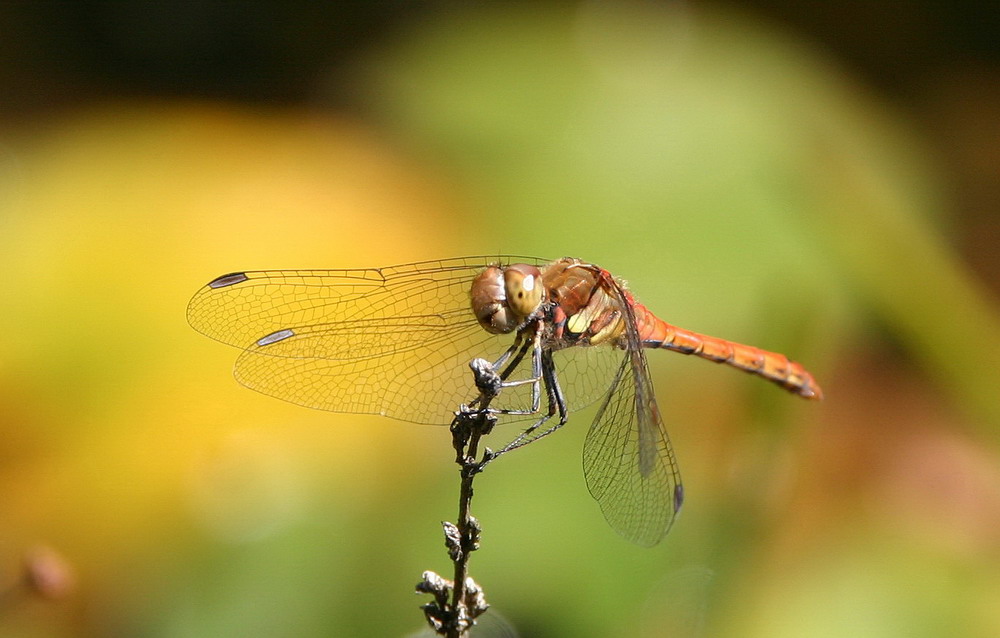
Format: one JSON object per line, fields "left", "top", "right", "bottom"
{"left": 418, "top": 359, "right": 502, "bottom": 637}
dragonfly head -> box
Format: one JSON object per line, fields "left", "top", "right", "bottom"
{"left": 470, "top": 263, "right": 545, "bottom": 334}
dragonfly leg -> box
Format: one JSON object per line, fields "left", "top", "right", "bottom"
{"left": 471, "top": 321, "right": 545, "bottom": 418}
{"left": 491, "top": 332, "right": 524, "bottom": 372}
{"left": 477, "top": 347, "right": 569, "bottom": 470}
{"left": 543, "top": 348, "right": 569, "bottom": 423}
{"left": 497, "top": 349, "right": 568, "bottom": 450}
{"left": 466, "top": 332, "right": 532, "bottom": 412}
{"left": 500, "top": 323, "right": 544, "bottom": 381}
{"left": 501, "top": 323, "right": 544, "bottom": 413}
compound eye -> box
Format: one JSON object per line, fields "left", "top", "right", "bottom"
{"left": 470, "top": 266, "right": 517, "bottom": 334}
{"left": 504, "top": 264, "right": 544, "bottom": 318}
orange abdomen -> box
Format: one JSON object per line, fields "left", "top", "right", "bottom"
{"left": 632, "top": 304, "right": 822, "bottom": 400}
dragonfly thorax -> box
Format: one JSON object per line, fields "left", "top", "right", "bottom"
{"left": 470, "top": 263, "right": 545, "bottom": 334}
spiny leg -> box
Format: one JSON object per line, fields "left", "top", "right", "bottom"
{"left": 471, "top": 322, "right": 542, "bottom": 415}
{"left": 497, "top": 332, "right": 532, "bottom": 382}
{"left": 497, "top": 349, "right": 569, "bottom": 452}
{"left": 478, "top": 348, "right": 571, "bottom": 470}
{"left": 492, "top": 332, "right": 523, "bottom": 372}
{"left": 466, "top": 331, "right": 532, "bottom": 412}
{"left": 474, "top": 321, "right": 545, "bottom": 419}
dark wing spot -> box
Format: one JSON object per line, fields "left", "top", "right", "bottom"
{"left": 208, "top": 272, "right": 250, "bottom": 288}
{"left": 674, "top": 483, "right": 685, "bottom": 513}
{"left": 256, "top": 328, "right": 295, "bottom": 347}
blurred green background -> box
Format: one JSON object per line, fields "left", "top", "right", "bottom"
{"left": 1, "top": 2, "right": 999, "bottom": 637}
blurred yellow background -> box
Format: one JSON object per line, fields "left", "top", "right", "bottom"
{"left": 1, "top": 3, "right": 999, "bottom": 637}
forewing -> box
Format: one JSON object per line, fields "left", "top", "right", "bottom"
{"left": 187, "top": 256, "right": 548, "bottom": 424}
{"left": 187, "top": 257, "right": 544, "bottom": 350}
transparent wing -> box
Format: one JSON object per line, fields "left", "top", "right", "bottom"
{"left": 187, "top": 256, "right": 549, "bottom": 424}
{"left": 549, "top": 342, "right": 626, "bottom": 414}
{"left": 582, "top": 349, "right": 683, "bottom": 546}
{"left": 581, "top": 276, "right": 683, "bottom": 546}
{"left": 187, "top": 256, "right": 546, "bottom": 350}
{"left": 233, "top": 318, "right": 519, "bottom": 424}
{"left": 231, "top": 315, "right": 628, "bottom": 425}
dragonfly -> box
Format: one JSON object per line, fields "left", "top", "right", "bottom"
{"left": 187, "top": 256, "right": 821, "bottom": 546}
